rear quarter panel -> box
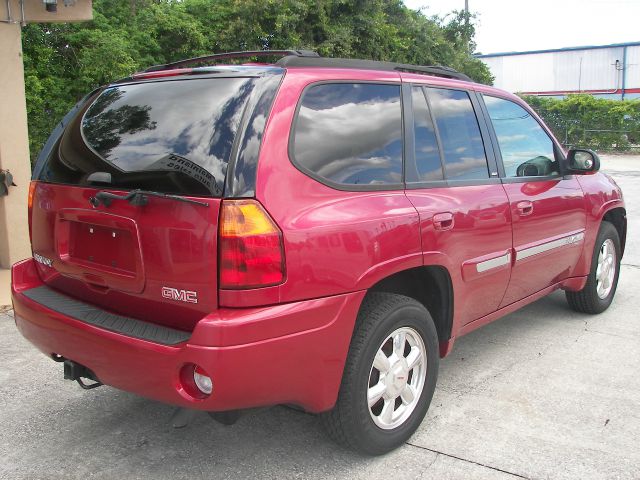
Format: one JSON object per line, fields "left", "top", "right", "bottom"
{"left": 246, "top": 69, "right": 424, "bottom": 306}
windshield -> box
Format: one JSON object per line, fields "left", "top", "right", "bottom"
{"left": 38, "top": 77, "right": 257, "bottom": 196}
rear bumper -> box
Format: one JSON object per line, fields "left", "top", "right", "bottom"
{"left": 12, "top": 258, "right": 364, "bottom": 413}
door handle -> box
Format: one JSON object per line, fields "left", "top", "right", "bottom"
{"left": 516, "top": 201, "right": 534, "bottom": 216}
{"left": 433, "top": 212, "right": 454, "bottom": 231}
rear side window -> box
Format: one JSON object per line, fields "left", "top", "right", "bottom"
{"left": 426, "top": 88, "right": 489, "bottom": 180}
{"left": 292, "top": 83, "right": 403, "bottom": 187}
{"left": 411, "top": 86, "right": 444, "bottom": 181}
{"left": 39, "top": 77, "right": 258, "bottom": 196}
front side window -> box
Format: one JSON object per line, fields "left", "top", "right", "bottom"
{"left": 426, "top": 88, "right": 489, "bottom": 180}
{"left": 484, "top": 95, "right": 559, "bottom": 178}
{"left": 292, "top": 83, "right": 403, "bottom": 186}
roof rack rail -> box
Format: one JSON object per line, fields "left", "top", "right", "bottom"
{"left": 144, "top": 49, "right": 320, "bottom": 72}
{"left": 394, "top": 64, "right": 472, "bottom": 82}
{"left": 275, "top": 56, "right": 472, "bottom": 82}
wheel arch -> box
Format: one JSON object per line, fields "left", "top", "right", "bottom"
{"left": 367, "top": 265, "right": 454, "bottom": 358}
{"left": 602, "top": 206, "right": 626, "bottom": 257}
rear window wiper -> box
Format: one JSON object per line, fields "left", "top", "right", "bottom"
{"left": 90, "top": 189, "right": 209, "bottom": 208}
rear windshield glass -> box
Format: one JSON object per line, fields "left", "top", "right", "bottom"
{"left": 38, "top": 77, "right": 256, "bottom": 196}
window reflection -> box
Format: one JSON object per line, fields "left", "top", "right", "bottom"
{"left": 427, "top": 88, "right": 489, "bottom": 180}
{"left": 230, "top": 74, "right": 282, "bottom": 197}
{"left": 484, "top": 95, "right": 558, "bottom": 177}
{"left": 53, "top": 78, "right": 255, "bottom": 196}
{"left": 293, "top": 83, "right": 403, "bottom": 185}
{"left": 411, "top": 86, "right": 443, "bottom": 181}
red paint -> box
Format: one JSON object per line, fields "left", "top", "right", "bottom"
{"left": 405, "top": 185, "right": 512, "bottom": 324}
{"left": 13, "top": 258, "right": 363, "bottom": 412}
{"left": 12, "top": 64, "right": 626, "bottom": 414}
{"left": 499, "top": 178, "right": 586, "bottom": 306}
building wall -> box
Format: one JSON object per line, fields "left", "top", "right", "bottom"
{"left": 479, "top": 43, "right": 640, "bottom": 100}
{"left": 0, "top": 1, "right": 93, "bottom": 268}
{"left": 0, "top": 22, "right": 31, "bottom": 268}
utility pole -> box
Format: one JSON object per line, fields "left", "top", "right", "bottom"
{"left": 464, "top": 0, "right": 470, "bottom": 50}
{"left": 465, "top": 0, "right": 469, "bottom": 28}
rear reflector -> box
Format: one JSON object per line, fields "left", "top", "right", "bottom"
{"left": 219, "top": 200, "right": 285, "bottom": 289}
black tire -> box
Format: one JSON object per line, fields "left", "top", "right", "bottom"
{"left": 321, "top": 292, "right": 439, "bottom": 455}
{"left": 566, "top": 221, "right": 621, "bottom": 314}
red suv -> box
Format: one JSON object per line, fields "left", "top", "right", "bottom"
{"left": 12, "top": 50, "right": 626, "bottom": 455}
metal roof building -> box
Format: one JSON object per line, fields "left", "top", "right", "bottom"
{"left": 476, "top": 42, "right": 640, "bottom": 100}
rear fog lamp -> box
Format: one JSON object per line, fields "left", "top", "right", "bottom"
{"left": 193, "top": 365, "right": 213, "bottom": 395}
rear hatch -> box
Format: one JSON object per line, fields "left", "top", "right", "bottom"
{"left": 29, "top": 68, "right": 283, "bottom": 331}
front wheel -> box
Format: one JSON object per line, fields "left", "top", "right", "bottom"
{"left": 566, "top": 221, "right": 621, "bottom": 314}
{"left": 321, "top": 293, "right": 439, "bottom": 455}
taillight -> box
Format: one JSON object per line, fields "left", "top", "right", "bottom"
{"left": 28, "top": 181, "right": 36, "bottom": 210}
{"left": 218, "top": 199, "right": 285, "bottom": 289}
{"left": 27, "top": 181, "right": 36, "bottom": 241}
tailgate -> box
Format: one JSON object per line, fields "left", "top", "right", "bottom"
{"left": 28, "top": 72, "right": 284, "bottom": 330}
{"left": 31, "top": 182, "right": 220, "bottom": 330}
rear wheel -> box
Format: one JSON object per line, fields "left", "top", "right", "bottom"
{"left": 566, "top": 221, "right": 621, "bottom": 314}
{"left": 322, "top": 293, "right": 439, "bottom": 455}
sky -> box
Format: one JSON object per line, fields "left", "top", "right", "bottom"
{"left": 403, "top": 0, "right": 640, "bottom": 55}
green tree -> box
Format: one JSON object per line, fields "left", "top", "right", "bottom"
{"left": 22, "top": 0, "right": 493, "bottom": 165}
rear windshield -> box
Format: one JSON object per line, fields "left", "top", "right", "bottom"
{"left": 38, "top": 77, "right": 258, "bottom": 196}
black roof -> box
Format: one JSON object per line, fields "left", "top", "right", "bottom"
{"left": 143, "top": 49, "right": 472, "bottom": 82}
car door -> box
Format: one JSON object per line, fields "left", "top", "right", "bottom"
{"left": 479, "top": 94, "right": 586, "bottom": 307}
{"left": 403, "top": 84, "right": 512, "bottom": 325}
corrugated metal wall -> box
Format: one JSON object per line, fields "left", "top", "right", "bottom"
{"left": 479, "top": 44, "right": 640, "bottom": 99}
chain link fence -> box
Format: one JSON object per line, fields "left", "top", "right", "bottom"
{"left": 520, "top": 94, "right": 640, "bottom": 152}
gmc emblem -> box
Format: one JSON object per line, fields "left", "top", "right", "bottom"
{"left": 162, "top": 287, "right": 198, "bottom": 304}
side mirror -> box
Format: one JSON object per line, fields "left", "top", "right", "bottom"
{"left": 566, "top": 148, "right": 600, "bottom": 173}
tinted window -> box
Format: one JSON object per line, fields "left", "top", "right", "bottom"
{"left": 484, "top": 95, "right": 559, "bottom": 177}
{"left": 427, "top": 88, "right": 489, "bottom": 180}
{"left": 411, "top": 86, "right": 443, "bottom": 181}
{"left": 39, "top": 78, "right": 257, "bottom": 196}
{"left": 293, "top": 83, "right": 403, "bottom": 186}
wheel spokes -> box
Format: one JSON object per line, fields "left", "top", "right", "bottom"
{"left": 368, "top": 326, "right": 428, "bottom": 430}
{"left": 595, "top": 238, "right": 616, "bottom": 299}
{"left": 400, "top": 385, "right": 415, "bottom": 405}
{"left": 373, "top": 350, "right": 390, "bottom": 373}
{"left": 368, "top": 382, "right": 386, "bottom": 407}
{"left": 380, "top": 398, "right": 394, "bottom": 424}
{"left": 406, "top": 346, "right": 422, "bottom": 370}
{"left": 393, "top": 331, "right": 406, "bottom": 357}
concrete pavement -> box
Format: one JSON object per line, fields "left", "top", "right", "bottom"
{"left": 0, "top": 154, "right": 638, "bottom": 479}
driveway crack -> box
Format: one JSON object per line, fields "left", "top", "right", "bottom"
{"left": 405, "top": 441, "right": 532, "bottom": 479}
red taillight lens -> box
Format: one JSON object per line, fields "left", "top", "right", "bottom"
{"left": 218, "top": 199, "right": 285, "bottom": 289}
